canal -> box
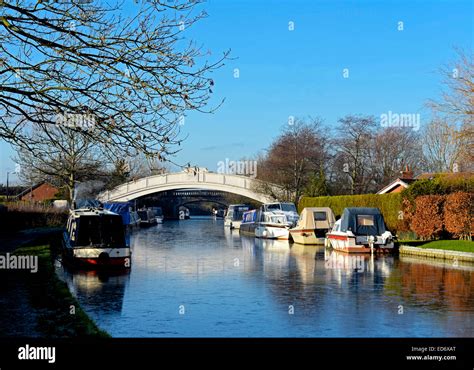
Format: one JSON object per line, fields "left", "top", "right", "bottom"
{"left": 56, "top": 217, "right": 474, "bottom": 337}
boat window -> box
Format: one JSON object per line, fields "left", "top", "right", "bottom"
{"left": 266, "top": 204, "right": 281, "bottom": 211}
{"left": 357, "top": 215, "right": 374, "bottom": 226}
{"left": 268, "top": 215, "right": 286, "bottom": 224}
{"left": 76, "top": 215, "right": 125, "bottom": 247}
{"left": 281, "top": 203, "right": 297, "bottom": 212}
{"left": 314, "top": 212, "right": 327, "bottom": 221}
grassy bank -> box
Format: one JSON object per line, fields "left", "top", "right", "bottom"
{"left": 12, "top": 242, "right": 109, "bottom": 337}
{"left": 397, "top": 239, "right": 474, "bottom": 253}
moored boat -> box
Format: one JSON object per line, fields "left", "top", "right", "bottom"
{"left": 255, "top": 211, "right": 291, "bottom": 240}
{"left": 224, "top": 204, "right": 250, "bottom": 229}
{"left": 62, "top": 208, "right": 131, "bottom": 268}
{"left": 239, "top": 209, "right": 258, "bottom": 236}
{"left": 150, "top": 206, "right": 164, "bottom": 224}
{"left": 138, "top": 209, "right": 158, "bottom": 226}
{"left": 325, "top": 207, "right": 395, "bottom": 253}
{"left": 290, "top": 207, "right": 335, "bottom": 244}
{"left": 262, "top": 202, "right": 299, "bottom": 227}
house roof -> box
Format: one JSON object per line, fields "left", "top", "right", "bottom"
{"left": 376, "top": 178, "right": 416, "bottom": 194}
{"left": 377, "top": 172, "right": 473, "bottom": 194}
{"left": 16, "top": 181, "right": 57, "bottom": 198}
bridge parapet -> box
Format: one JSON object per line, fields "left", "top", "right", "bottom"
{"left": 98, "top": 170, "right": 278, "bottom": 204}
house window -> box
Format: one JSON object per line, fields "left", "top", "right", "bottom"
{"left": 357, "top": 215, "right": 374, "bottom": 226}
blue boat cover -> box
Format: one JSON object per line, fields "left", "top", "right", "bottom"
{"left": 242, "top": 210, "right": 257, "bottom": 223}
{"left": 76, "top": 199, "right": 101, "bottom": 209}
{"left": 340, "top": 207, "right": 387, "bottom": 235}
{"left": 103, "top": 202, "right": 132, "bottom": 225}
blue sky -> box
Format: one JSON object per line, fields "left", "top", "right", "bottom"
{"left": 1, "top": 0, "right": 472, "bottom": 184}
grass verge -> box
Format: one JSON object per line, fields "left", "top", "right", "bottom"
{"left": 13, "top": 243, "right": 110, "bottom": 338}
{"left": 397, "top": 239, "right": 474, "bottom": 253}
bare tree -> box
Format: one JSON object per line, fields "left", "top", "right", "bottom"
{"left": 256, "top": 118, "right": 329, "bottom": 203}
{"left": 427, "top": 49, "right": 473, "bottom": 123}
{"left": 0, "top": 0, "right": 227, "bottom": 160}
{"left": 333, "top": 115, "right": 377, "bottom": 194}
{"left": 15, "top": 125, "right": 105, "bottom": 203}
{"left": 372, "top": 127, "right": 425, "bottom": 186}
{"left": 423, "top": 118, "right": 466, "bottom": 173}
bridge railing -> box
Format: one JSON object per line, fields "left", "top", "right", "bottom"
{"left": 98, "top": 171, "right": 278, "bottom": 202}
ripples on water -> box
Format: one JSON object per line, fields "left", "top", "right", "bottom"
{"left": 56, "top": 217, "right": 474, "bottom": 337}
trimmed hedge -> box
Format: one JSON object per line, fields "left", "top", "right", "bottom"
{"left": 299, "top": 193, "right": 402, "bottom": 233}
{"left": 411, "top": 195, "right": 445, "bottom": 240}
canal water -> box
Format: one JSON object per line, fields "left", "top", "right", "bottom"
{"left": 56, "top": 217, "right": 474, "bottom": 337}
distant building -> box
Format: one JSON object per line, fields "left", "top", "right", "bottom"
{"left": 17, "top": 182, "right": 59, "bottom": 202}
{"left": 377, "top": 168, "right": 473, "bottom": 194}
{"left": 377, "top": 166, "right": 417, "bottom": 194}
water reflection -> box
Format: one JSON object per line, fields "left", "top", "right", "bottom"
{"left": 59, "top": 218, "right": 474, "bottom": 337}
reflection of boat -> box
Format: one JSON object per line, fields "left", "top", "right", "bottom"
{"left": 290, "top": 207, "right": 335, "bottom": 244}
{"left": 57, "top": 266, "right": 130, "bottom": 319}
{"left": 62, "top": 208, "right": 131, "bottom": 268}
{"left": 254, "top": 237, "right": 290, "bottom": 250}
{"left": 138, "top": 209, "right": 158, "bottom": 226}
{"left": 326, "top": 208, "right": 395, "bottom": 253}
{"left": 239, "top": 209, "right": 258, "bottom": 236}
{"left": 224, "top": 204, "right": 250, "bottom": 229}
{"left": 255, "top": 211, "right": 291, "bottom": 240}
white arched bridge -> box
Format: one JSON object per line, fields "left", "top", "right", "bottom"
{"left": 97, "top": 169, "right": 278, "bottom": 204}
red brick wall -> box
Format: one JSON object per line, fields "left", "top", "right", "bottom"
{"left": 20, "top": 183, "right": 59, "bottom": 202}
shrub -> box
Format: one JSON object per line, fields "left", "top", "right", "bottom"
{"left": 444, "top": 192, "right": 473, "bottom": 240}
{"left": 402, "top": 173, "right": 474, "bottom": 201}
{"left": 410, "top": 195, "right": 445, "bottom": 240}
{"left": 299, "top": 193, "right": 402, "bottom": 233}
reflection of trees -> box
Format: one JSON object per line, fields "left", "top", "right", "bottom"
{"left": 388, "top": 257, "right": 474, "bottom": 312}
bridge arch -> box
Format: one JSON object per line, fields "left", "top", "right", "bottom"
{"left": 97, "top": 170, "right": 277, "bottom": 204}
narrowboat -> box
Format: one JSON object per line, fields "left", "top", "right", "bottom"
{"left": 138, "top": 209, "right": 158, "bottom": 226}
{"left": 239, "top": 209, "right": 259, "bottom": 236}
{"left": 62, "top": 208, "right": 131, "bottom": 268}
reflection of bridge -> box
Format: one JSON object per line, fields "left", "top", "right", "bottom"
{"left": 97, "top": 169, "right": 279, "bottom": 218}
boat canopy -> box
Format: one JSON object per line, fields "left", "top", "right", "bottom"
{"left": 340, "top": 207, "right": 387, "bottom": 236}
{"left": 296, "top": 207, "right": 335, "bottom": 230}
{"left": 103, "top": 202, "right": 132, "bottom": 225}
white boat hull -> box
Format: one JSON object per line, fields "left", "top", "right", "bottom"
{"left": 255, "top": 225, "right": 290, "bottom": 240}
{"left": 289, "top": 230, "right": 325, "bottom": 245}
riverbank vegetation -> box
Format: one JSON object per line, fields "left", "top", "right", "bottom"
{"left": 7, "top": 239, "right": 109, "bottom": 337}
{"left": 0, "top": 203, "right": 67, "bottom": 232}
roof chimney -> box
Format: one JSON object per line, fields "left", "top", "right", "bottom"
{"left": 400, "top": 165, "right": 414, "bottom": 180}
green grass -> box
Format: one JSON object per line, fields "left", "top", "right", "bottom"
{"left": 13, "top": 243, "right": 110, "bottom": 338}
{"left": 398, "top": 239, "right": 474, "bottom": 253}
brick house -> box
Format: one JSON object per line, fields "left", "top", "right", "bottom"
{"left": 17, "top": 182, "right": 59, "bottom": 202}
{"left": 376, "top": 166, "right": 417, "bottom": 194}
